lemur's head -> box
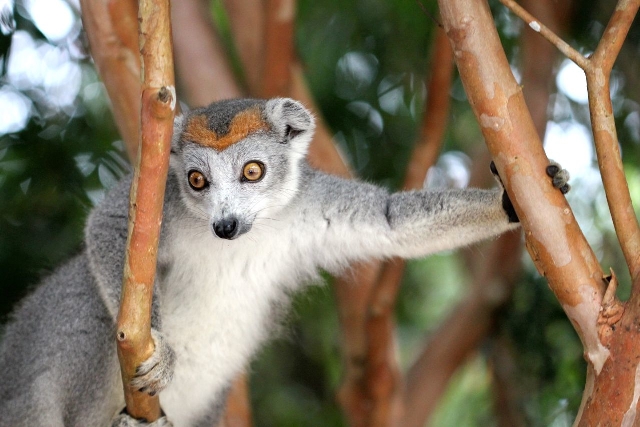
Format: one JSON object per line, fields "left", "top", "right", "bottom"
{"left": 171, "top": 98, "right": 315, "bottom": 240}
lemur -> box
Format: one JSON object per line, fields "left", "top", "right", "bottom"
{"left": 0, "top": 98, "right": 569, "bottom": 426}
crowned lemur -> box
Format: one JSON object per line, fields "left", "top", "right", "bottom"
{"left": 0, "top": 98, "right": 569, "bottom": 426}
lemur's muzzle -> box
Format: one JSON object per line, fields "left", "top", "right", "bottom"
{"left": 213, "top": 217, "right": 240, "bottom": 239}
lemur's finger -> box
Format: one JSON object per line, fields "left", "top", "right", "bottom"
{"left": 546, "top": 160, "right": 570, "bottom": 193}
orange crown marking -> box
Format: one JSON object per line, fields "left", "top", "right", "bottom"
{"left": 183, "top": 107, "right": 269, "bottom": 151}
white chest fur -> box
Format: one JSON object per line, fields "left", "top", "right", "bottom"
{"left": 156, "top": 216, "right": 307, "bottom": 425}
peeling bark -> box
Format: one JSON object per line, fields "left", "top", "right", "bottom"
{"left": 439, "top": 0, "right": 605, "bottom": 354}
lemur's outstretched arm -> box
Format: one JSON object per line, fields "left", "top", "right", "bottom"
{"left": 301, "top": 167, "right": 518, "bottom": 269}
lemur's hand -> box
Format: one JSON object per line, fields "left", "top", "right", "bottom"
{"left": 111, "top": 411, "right": 173, "bottom": 427}
{"left": 130, "top": 329, "right": 176, "bottom": 397}
{"left": 489, "top": 160, "right": 570, "bottom": 224}
{"left": 490, "top": 161, "right": 518, "bottom": 223}
{"left": 545, "top": 161, "right": 571, "bottom": 194}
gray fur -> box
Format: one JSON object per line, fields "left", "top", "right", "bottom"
{"left": 0, "top": 98, "right": 523, "bottom": 426}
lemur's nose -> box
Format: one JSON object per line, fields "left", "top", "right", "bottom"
{"left": 213, "top": 217, "right": 239, "bottom": 239}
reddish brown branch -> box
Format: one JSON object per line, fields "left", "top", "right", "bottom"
{"left": 591, "top": 0, "right": 640, "bottom": 74}
{"left": 355, "top": 28, "right": 455, "bottom": 427}
{"left": 587, "top": 0, "right": 640, "bottom": 283}
{"left": 171, "top": 0, "right": 242, "bottom": 105}
{"left": 438, "top": 0, "right": 605, "bottom": 388}
{"left": 290, "top": 63, "right": 352, "bottom": 177}
{"left": 261, "top": 0, "right": 296, "bottom": 98}
{"left": 291, "top": 46, "right": 382, "bottom": 427}
{"left": 79, "top": 0, "right": 140, "bottom": 161}
{"left": 403, "top": 28, "right": 455, "bottom": 190}
{"left": 223, "top": 8, "right": 391, "bottom": 424}
{"left": 115, "top": 0, "right": 176, "bottom": 421}
{"left": 223, "top": 374, "right": 253, "bottom": 427}
{"left": 334, "top": 263, "right": 384, "bottom": 427}
{"left": 489, "top": 336, "right": 527, "bottom": 427}
{"left": 293, "top": 64, "right": 381, "bottom": 423}
{"left": 502, "top": 0, "right": 640, "bottom": 285}
{"left": 223, "top": 0, "right": 265, "bottom": 95}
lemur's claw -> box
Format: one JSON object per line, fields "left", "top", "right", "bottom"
{"left": 489, "top": 160, "right": 499, "bottom": 177}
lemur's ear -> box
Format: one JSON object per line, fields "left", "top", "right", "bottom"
{"left": 170, "top": 113, "right": 186, "bottom": 154}
{"left": 264, "top": 98, "right": 315, "bottom": 144}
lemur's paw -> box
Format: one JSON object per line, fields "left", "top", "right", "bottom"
{"left": 490, "top": 161, "right": 519, "bottom": 223}
{"left": 111, "top": 411, "right": 173, "bottom": 427}
{"left": 130, "top": 329, "right": 176, "bottom": 396}
{"left": 546, "top": 161, "right": 571, "bottom": 194}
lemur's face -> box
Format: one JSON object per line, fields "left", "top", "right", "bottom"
{"left": 170, "top": 98, "right": 315, "bottom": 240}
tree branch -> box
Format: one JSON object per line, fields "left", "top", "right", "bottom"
{"left": 261, "top": 0, "right": 296, "bottom": 98}
{"left": 79, "top": 0, "right": 140, "bottom": 161}
{"left": 519, "top": 0, "right": 573, "bottom": 138}
{"left": 116, "top": 0, "right": 175, "bottom": 421}
{"left": 489, "top": 335, "right": 527, "bottom": 427}
{"left": 591, "top": 0, "right": 640, "bottom": 74}
{"left": 171, "top": 0, "right": 242, "bottom": 106}
{"left": 358, "top": 27, "right": 455, "bottom": 427}
{"left": 501, "top": 0, "right": 640, "bottom": 296}
{"left": 498, "top": 0, "right": 588, "bottom": 70}
{"left": 402, "top": 226, "right": 523, "bottom": 427}
{"left": 438, "top": 0, "right": 606, "bottom": 380}
{"left": 290, "top": 62, "right": 353, "bottom": 178}
{"left": 223, "top": 0, "right": 265, "bottom": 95}
{"left": 223, "top": 374, "right": 253, "bottom": 427}
{"left": 587, "top": 0, "right": 640, "bottom": 282}
{"left": 403, "top": 28, "right": 455, "bottom": 190}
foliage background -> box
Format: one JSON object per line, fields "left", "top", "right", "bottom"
{"left": 0, "top": 0, "right": 638, "bottom": 426}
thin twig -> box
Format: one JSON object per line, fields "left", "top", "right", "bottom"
{"left": 414, "top": 0, "right": 443, "bottom": 28}
{"left": 592, "top": 0, "right": 640, "bottom": 74}
{"left": 587, "top": 0, "right": 640, "bottom": 281}
{"left": 498, "top": 0, "right": 589, "bottom": 70}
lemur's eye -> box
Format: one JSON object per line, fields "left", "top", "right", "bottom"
{"left": 242, "top": 161, "right": 264, "bottom": 182}
{"left": 188, "top": 170, "right": 208, "bottom": 190}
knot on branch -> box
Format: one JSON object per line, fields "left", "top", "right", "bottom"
{"left": 597, "top": 270, "right": 625, "bottom": 346}
{"left": 143, "top": 86, "right": 176, "bottom": 119}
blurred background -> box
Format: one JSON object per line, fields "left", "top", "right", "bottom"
{"left": 0, "top": 0, "right": 639, "bottom": 426}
